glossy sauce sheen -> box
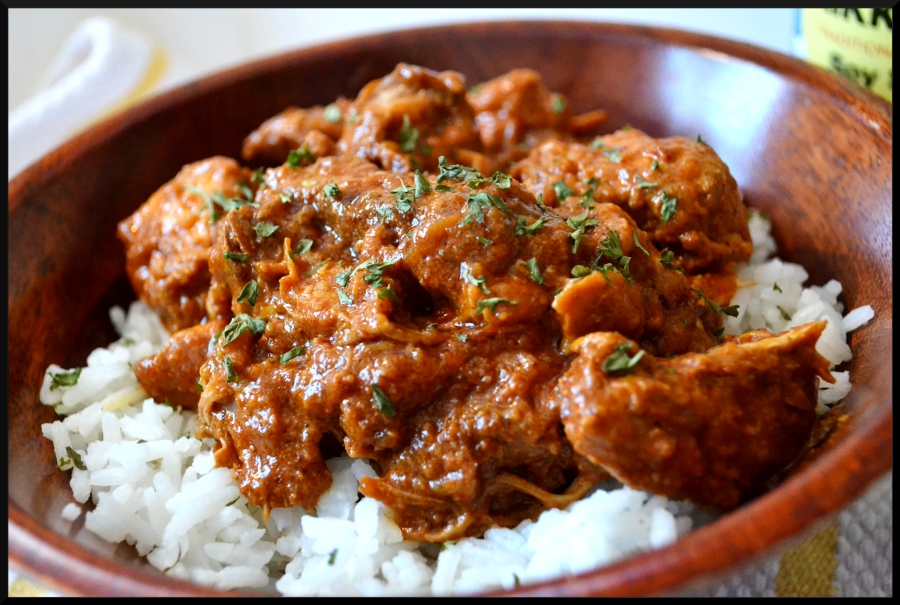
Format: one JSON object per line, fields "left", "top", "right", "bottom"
{"left": 117, "top": 64, "right": 832, "bottom": 541}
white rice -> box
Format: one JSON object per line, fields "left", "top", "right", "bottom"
{"left": 39, "top": 213, "right": 873, "bottom": 595}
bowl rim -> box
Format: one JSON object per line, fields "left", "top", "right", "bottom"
{"left": 8, "top": 19, "right": 893, "bottom": 597}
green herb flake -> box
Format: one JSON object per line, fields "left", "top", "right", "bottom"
{"left": 590, "top": 138, "right": 605, "bottom": 149}
{"left": 254, "top": 221, "right": 279, "bottom": 238}
{"left": 777, "top": 306, "right": 792, "bottom": 321}
{"left": 461, "top": 192, "right": 510, "bottom": 227}
{"left": 455, "top": 334, "right": 468, "bottom": 343}
{"left": 696, "top": 134, "right": 707, "bottom": 145}
{"left": 551, "top": 95, "right": 566, "bottom": 115}
{"left": 565, "top": 212, "right": 599, "bottom": 254}
{"left": 515, "top": 216, "right": 547, "bottom": 236}
{"left": 635, "top": 175, "right": 657, "bottom": 189}
{"left": 356, "top": 259, "right": 396, "bottom": 289}
{"left": 692, "top": 289, "right": 740, "bottom": 318}
{"left": 475, "top": 297, "right": 518, "bottom": 316}
{"left": 713, "top": 327, "right": 726, "bottom": 342}
{"left": 399, "top": 115, "right": 419, "bottom": 153}
{"left": 323, "top": 103, "right": 342, "bottom": 123}
{"left": 236, "top": 280, "right": 260, "bottom": 307}
{"left": 137, "top": 439, "right": 147, "bottom": 444}
{"left": 601, "top": 343, "right": 645, "bottom": 375}
{"left": 552, "top": 180, "right": 573, "bottom": 201}
{"left": 375, "top": 205, "right": 394, "bottom": 222}
{"left": 371, "top": 384, "right": 397, "bottom": 418}
{"left": 336, "top": 288, "right": 353, "bottom": 305}
{"left": 414, "top": 170, "right": 432, "bottom": 198}
{"left": 226, "top": 496, "right": 241, "bottom": 507}
{"left": 391, "top": 184, "right": 415, "bottom": 213}
{"left": 328, "top": 549, "right": 338, "bottom": 565}
{"left": 659, "top": 248, "right": 684, "bottom": 273}
{"left": 490, "top": 172, "right": 512, "bottom": 189}
{"left": 597, "top": 230, "right": 633, "bottom": 284}
{"left": 436, "top": 156, "right": 482, "bottom": 184}
{"left": 65, "top": 446, "right": 86, "bottom": 471}
{"left": 632, "top": 232, "right": 651, "bottom": 257}
{"left": 295, "top": 239, "right": 314, "bottom": 256}
{"left": 571, "top": 265, "right": 592, "bottom": 278}
{"left": 286, "top": 145, "right": 314, "bottom": 168}
{"left": 306, "top": 261, "right": 327, "bottom": 277}
{"left": 250, "top": 168, "right": 265, "bottom": 185}
{"left": 477, "top": 236, "right": 493, "bottom": 246}
{"left": 650, "top": 159, "right": 660, "bottom": 171}
{"left": 221, "top": 314, "right": 266, "bottom": 346}
{"left": 526, "top": 258, "right": 543, "bottom": 284}
{"left": 434, "top": 184, "right": 453, "bottom": 192}
{"left": 377, "top": 286, "right": 399, "bottom": 301}
{"left": 603, "top": 148, "right": 623, "bottom": 163}
{"left": 224, "top": 250, "right": 249, "bottom": 263}
{"left": 196, "top": 378, "right": 204, "bottom": 393}
{"left": 463, "top": 267, "right": 491, "bottom": 294}
{"left": 535, "top": 193, "right": 548, "bottom": 212}
{"left": 773, "top": 283, "right": 783, "bottom": 293}
{"left": 659, "top": 193, "right": 677, "bottom": 224}
{"left": 323, "top": 183, "right": 341, "bottom": 198}
{"left": 49, "top": 368, "right": 82, "bottom": 391}
{"left": 335, "top": 268, "right": 352, "bottom": 288}
{"left": 280, "top": 345, "right": 307, "bottom": 364}
{"left": 223, "top": 356, "right": 237, "bottom": 383}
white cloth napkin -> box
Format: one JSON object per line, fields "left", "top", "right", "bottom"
{"left": 8, "top": 16, "right": 157, "bottom": 180}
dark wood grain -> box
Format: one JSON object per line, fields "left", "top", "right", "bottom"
{"left": 8, "top": 21, "right": 891, "bottom": 597}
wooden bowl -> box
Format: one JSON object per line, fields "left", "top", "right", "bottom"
{"left": 8, "top": 21, "right": 892, "bottom": 597}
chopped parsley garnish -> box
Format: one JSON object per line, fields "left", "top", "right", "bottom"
{"left": 692, "top": 288, "right": 740, "bottom": 317}
{"left": 551, "top": 95, "right": 566, "bottom": 115}
{"left": 296, "top": 239, "right": 314, "bottom": 255}
{"left": 602, "top": 148, "right": 623, "bottom": 163}
{"left": 632, "top": 232, "right": 650, "bottom": 257}
{"left": 323, "top": 183, "right": 340, "bottom": 198}
{"left": 597, "top": 230, "right": 633, "bottom": 284}
{"left": 375, "top": 205, "right": 393, "bottom": 222}
{"left": 65, "top": 446, "right": 86, "bottom": 471}
{"left": 773, "top": 283, "right": 783, "bottom": 293}
{"left": 336, "top": 288, "right": 353, "bottom": 305}
{"left": 713, "top": 327, "right": 725, "bottom": 342}
{"left": 138, "top": 439, "right": 148, "bottom": 444}
{"left": 414, "top": 170, "right": 432, "bottom": 198}
{"left": 565, "top": 212, "right": 599, "bottom": 254}
{"left": 371, "top": 384, "right": 396, "bottom": 418}
{"left": 221, "top": 314, "right": 266, "bottom": 346}
{"left": 279, "top": 192, "right": 293, "bottom": 204}
{"left": 49, "top": 368, "right": 82, "bottom": 391}
{"left": 436, "top": 156, "right": 481, "bottom": 184}
{"left": 254, "top": 221, "right": 279, "bottom": 237}
{"left": 552, "top": 180, "right": 573, "bottom": 201}
{"left": 463, "top": 267, "right": 491, "bottom": 294}
{"left": 590, "top": 138, "right": 604, "bottom": 149}
{"left": 323, "top": 103, "right": 342, "bottom": 123}
{"left": 328, "top": 549, "right": 338, "bottom": 565}
{"left": 477, "top": 236, "right": 493, "bottom": 246}
{"left": 601, "top": 343, "right": 645, "bottom": 375}
{"left": 696, "top": 134, "right": 707, "bottom": 145}
{"left": 335, "top": 268, "right": 352, "bottom": 287}
{"left": 635, "top": 175, "right": 657, "bottom": 189}
{"left": 475, "top": 297, "right": 518, "bottom": 316}
{"left": 535, "top": 193, "right": 548, "bottom": 212}
{"left": 223, "top": 356, "right": 237, "bottom": 383}
{"left": 391, "top": 184, "right": 415, "bottom": 213}
{"left": 250, "top": 168, "right": 265, "bottom": 185}
{"left": 280, "top": 345, "right": 307, "bottom": 364}
{"left": 490, "top": 171, "right": 512, "bottom": 189}
{"left": 356, "top": 259, "right": 396, "bottom": 289}
{"left": 777, "top": 306, "right": 792, "bottom": 321}
{"left": 455, "top": 334, "right": 468, "bottom": 343}
{"left": 196, "top": 378, "right": 204, "bottom": 392}
{"left": 571, "top": 265, "right": 592, "bottom": 278}
{"left": 286, "top": 145, "right": 314, "bottom": 168}
{"left": 306, "top": 261, "right": 327, "bottom": 277}
{"left": 399, "top": 115, "right": 419, "bottom": 153}
{"left": 659, "top": 193, "right": 677, "bottom": 224}
{"left": 377, "top": 286, "right": 399, "bottom": 301}
{"left": 515, "top": 216, "right": 547, "bottom": 236}
{"left": 434, "top": 184, "right": 452, "bottom": 192}
{"left": 226, "top": 496, "right": 240, "bottom": 506}
{"left": 659, "top": 248, "right": 684, "bottom": 273}
{"left": 526, "top": 258, "right": 543, "bottom": 284}
{"left": 460, "top": 192, "right": 510, "bottom": 227}
{"left": 186, "top": 186, "right": 258, "bottom": 223}
{"left": 236, "top": 280, "right": 260, "bottom": 307}
{"left": 650, "top": 159, "right": 660, "bottom": 171}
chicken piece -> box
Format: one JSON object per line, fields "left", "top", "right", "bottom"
{"left": 511, "top": 130, "right": 752, "bottom": 272}
{"left": 337, "top": 63, "right": 483, "bottom": 173}
{"left": 117, "top": 157, "right": 254, "bottom": 332}
{"left": 554, "top": 322, "right": 833, "bottom": 509}
{"left": 241, "top": 100, "right": 349, "bottom": 166}
{"left": 133, "top": 319, "right": 225, "bottom": 409}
